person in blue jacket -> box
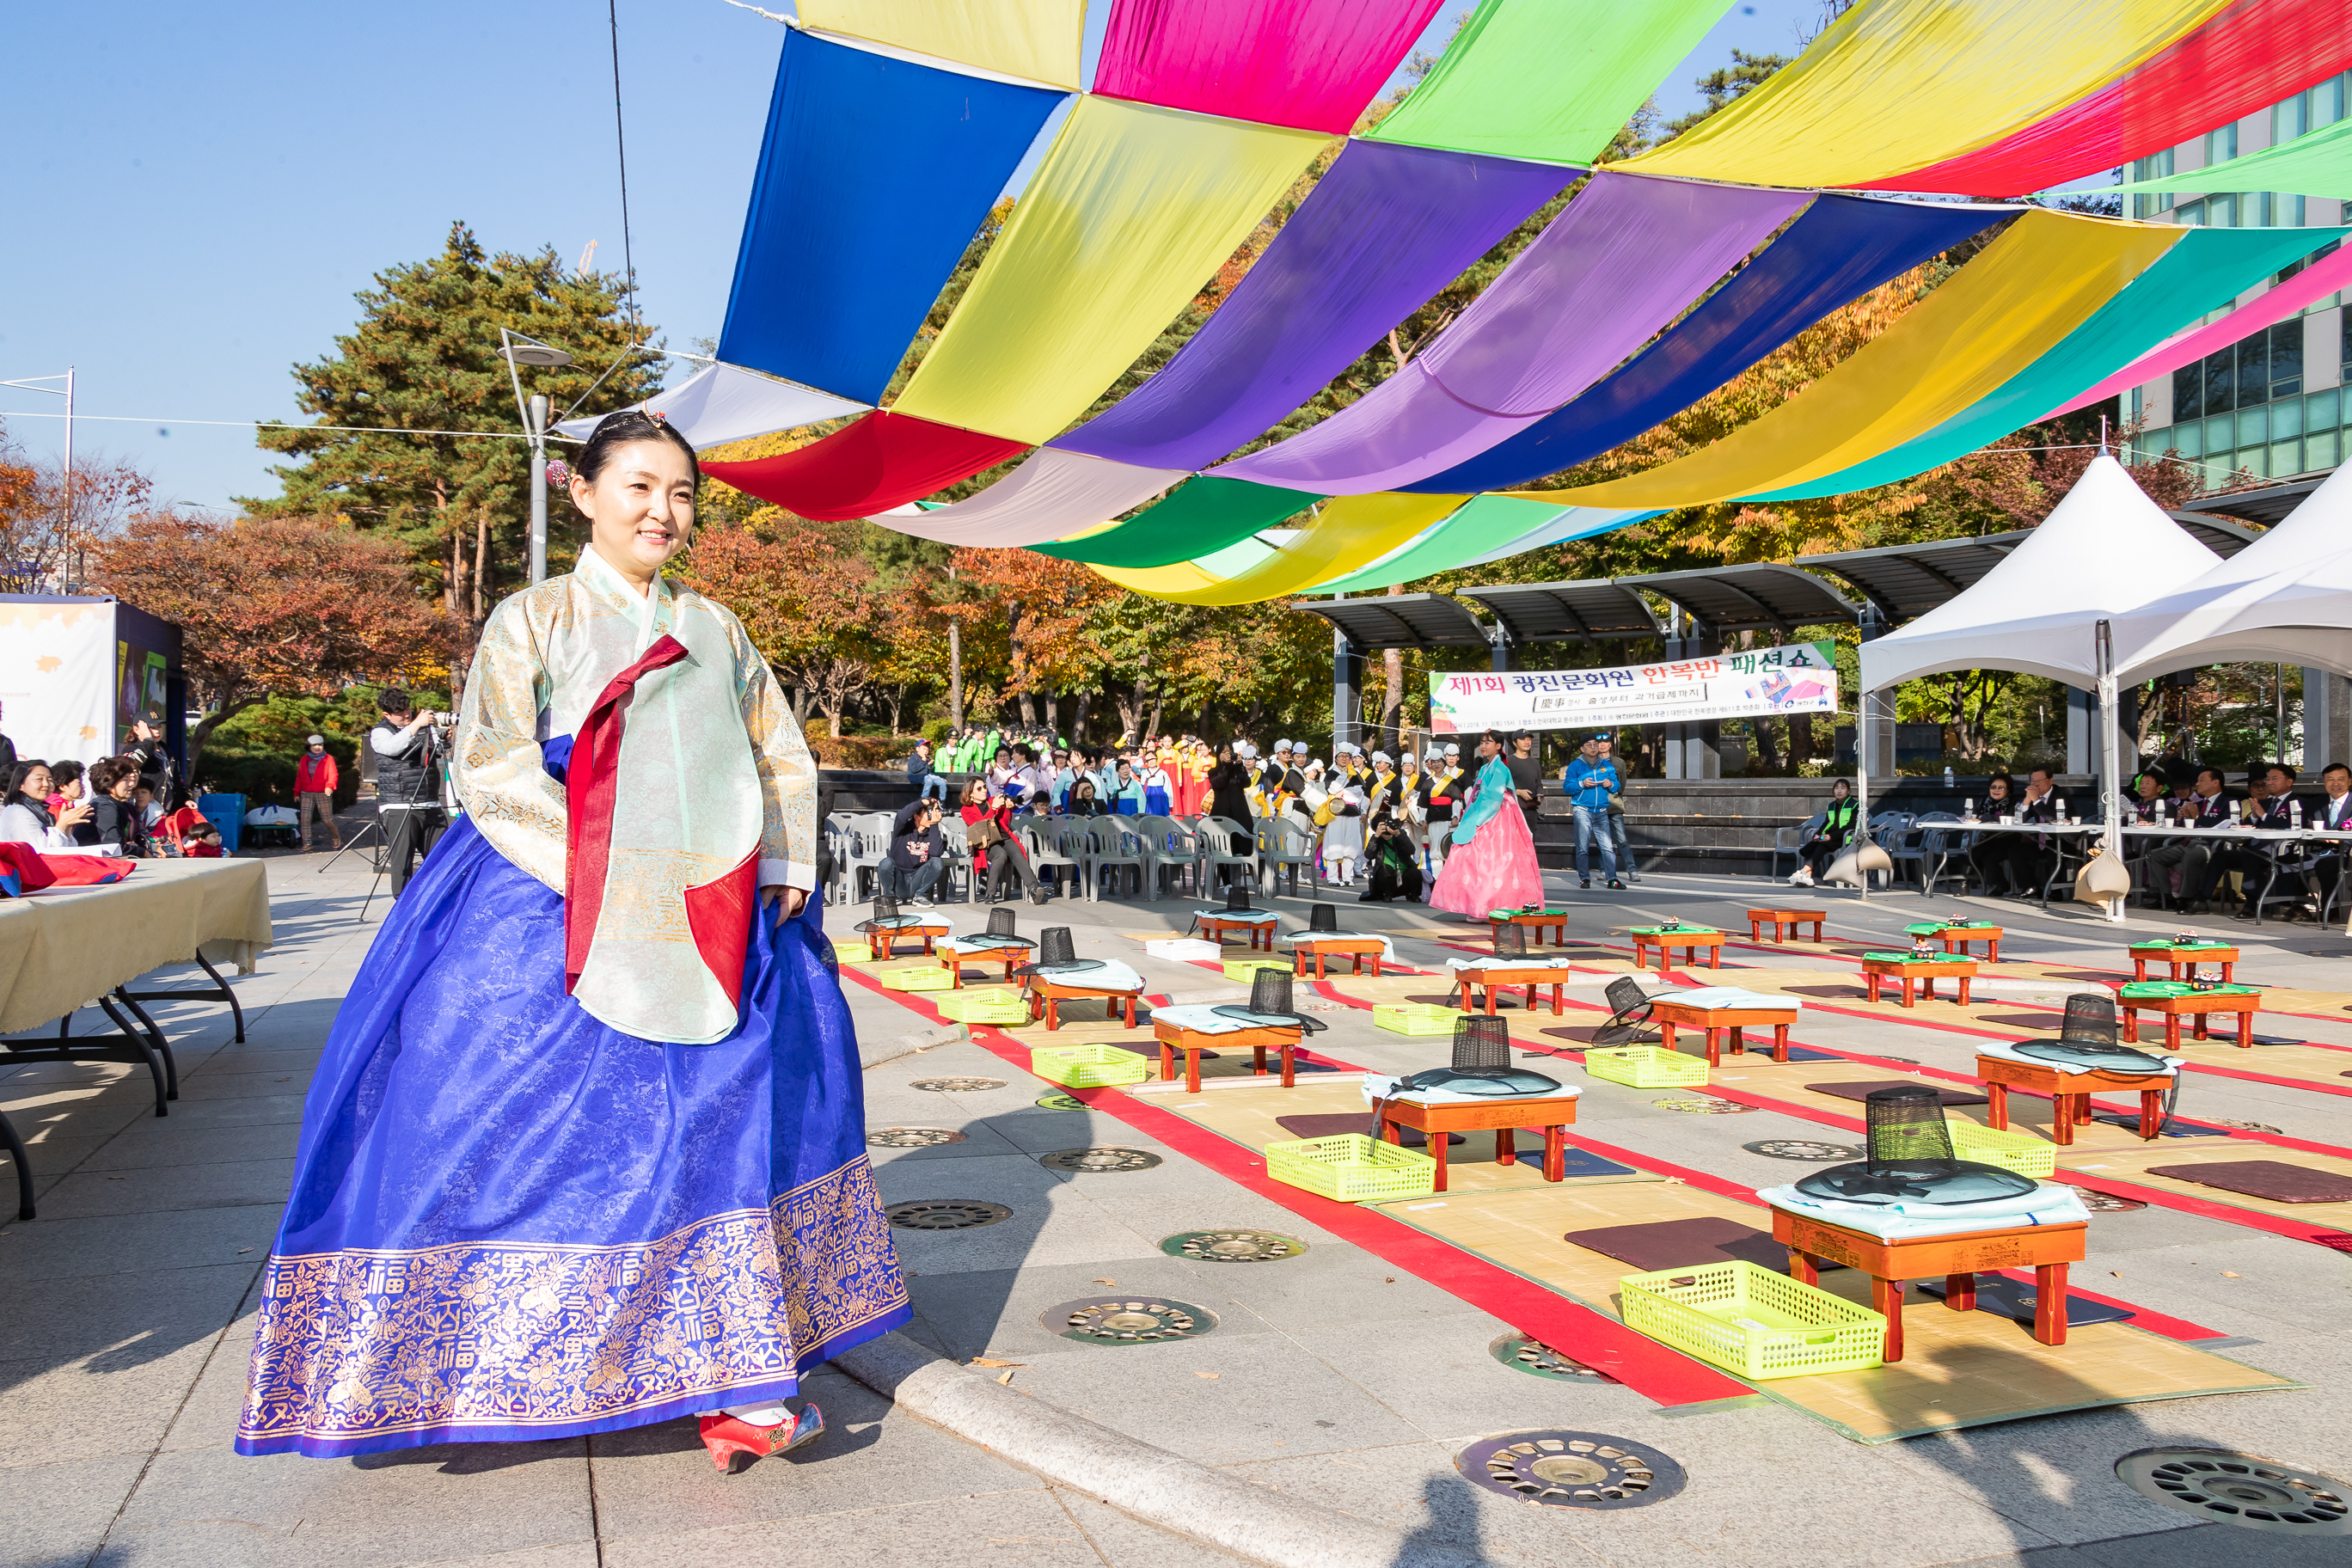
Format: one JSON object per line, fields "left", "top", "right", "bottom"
{"left": 1561, "top": 736, "right": 1623, "bottom": 891}
{"left": 906, "top": 737, "right": 946, "bottom": 801}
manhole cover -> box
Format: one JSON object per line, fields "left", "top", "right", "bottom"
{"left": 1035, "top": 1092, "right": 1085, "bottom": 1111}
{"left": 886, "top": 1199, "right": 1012, "bottom": 1231}
{"left": 868, "top": 1127, "right": 966, "bottom": 1148}
{"left": 1743, "top": 1139, "right": 1863, "bottom": 1162}
{"left": 2116, "top": 1448, "right": 2349, "bottom": 1534}
{"left": 910, "top": 1077, "right": 1005, "bottom": 1093}
{"left": 1653, "top": 1096, "right": 1755, "bottom": 1114}
{"left": 2212, "top": 1118, "right": 2283, "bottom": 1134}
{"left": 1489, "top": 1333, "right": 1615, "bottom": 1383}
{"left": 1046, "top": 1295, "right": 1216, "bottom": 1344}
{"left": 1161, "top": 1229, "right": 1306, "bottom": 1263}
{"left": 2067, "top": 1185, "right": 2147, "bottom": 1213}
{"left": 1458, "top": 1431, "right": 1684, "bottom": 1510}
{"left": 1039, "top": 1147, "right": 1162, "bottom": 1173}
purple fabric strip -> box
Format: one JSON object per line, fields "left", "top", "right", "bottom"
{"left": 1208, "top": 173, "right": 1812, "bottom": 495}
{"left": 1050, "top": 139, "right": 1575, "bottom": 473}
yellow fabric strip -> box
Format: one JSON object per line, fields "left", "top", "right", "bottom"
{"left": 1513, "top": 211, "right": 2182, "bottom": 511}
{"left": 893, "top": 98, "right": 1332, "bottom": 445}
{"left": 1623, "top": 0, "right": 2231, "bottom": 188}
{"left": 1096, "top": 493, "right": 1467, "bottom": 605}
{"left": 794, "top": 0, "right": 1087, "bottom": 89}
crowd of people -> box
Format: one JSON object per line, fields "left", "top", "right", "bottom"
{"left": 0, "top": 717, "right": 219, "bottom": 860}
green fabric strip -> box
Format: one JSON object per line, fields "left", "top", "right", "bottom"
{"left": 2114, "top": 116, "right": 2352, "bottom": 201}
{"left": 1312, "top": 494, "right": 1568, "bottom": 592}
{"left": 1029, "top": 475, "right": 1317, "bottom": 567}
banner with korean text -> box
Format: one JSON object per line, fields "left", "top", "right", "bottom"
{"left": 1428, "top": 640, "right": 1840, "bottom": 733}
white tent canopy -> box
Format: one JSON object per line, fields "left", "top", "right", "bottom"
{"left": 552, "top": 362, "right": 865, "bottom": 451}
{"left": 2104, "top": 461, "right": 2352, "bottom": 681}
{"left": 1859, "top": 455, "right": 2221, "bottom": 694}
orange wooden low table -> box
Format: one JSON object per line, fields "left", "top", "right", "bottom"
{"left": 1153, "top": 1017, "right": 1296, "bottom": 1094}
{"left": 1375, "top": 1093, "right": 1579, "bottom": 1193}
{"left": 1773, "top": 1206, "right": 2087, "bottom": 1362}
{"left": 1487, "top": 910, "right": 1570, "bottom": 948}
{"left": 936, "top": 945, "right": 1024, "bottom": 988}
{"left": 1977, "top": 1053, "right": 2171, "bottom": 1144}
{"left": 1456, "top": 965, "right": 1569, "bottom": 1016}
{"left": 2118, "top": 983, "right": 2260, "bottom": 1050}
{"left": 1288, "top": 938, "right": 1386, "bottom": 978}
{"left": 1196, "top": 915, "right": 1277, "bottom": 951}
{"left": 1021, "top": 976, "right": 1142, "bottom": 1032}
{"left": 870, "top": 921, "right": 951, "bottom": 960}
{"left": 1745, "top": 908, "right": 1826, "bottom": 943}
{"left": 2129, "top": 942, "right": 2239, "bottom": 983}
{"left": 1859, "top": 953, "right": 1976, "bottom": 1008}
{"left": 1628, "top": 928, "right": 1724, "bottom": 971}
{"left": 1650, "top": 997, "right": 1798, "bottom": 1066}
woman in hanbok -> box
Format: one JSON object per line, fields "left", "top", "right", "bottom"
{"left": 1427, "top": 730, "right": 1544, "bottom": 917}
{"left": 236, "top": 413, "right": 909, "bottom": 1468}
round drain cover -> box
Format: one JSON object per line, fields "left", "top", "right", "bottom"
{"left": 1161, "top": 1229, "right": 1305, "bottom": 1263}
{"left": 1653, "top": 1096, "right": 1754, "bottom": 1114}
{"left": 885, "top": 1199, "right": 1012, "bottom": 1231}
{"left": 2116, "top": 1449, "right": 2349, "bottom": 1534}
{"left": 1744, "top": 1138, "right": 1862, "bottom": 1162}
{"left": 1046, "top": 1295, "right": 1216, "bottom": 1344}
{"left": 868, "top": 1127, "right": 966, "bottom": 1148}
{"left": 1458, "top": 1431, "right": 1683, "bottom": 1510}
{"left": 2067, "top": 1185, "right": 2147, "bottom": 1213}
{"left": 1489, "top": 1334, "right": 1614, "bottom": 1383}
{"left": 1039, "top": 1147, "right": 1162, "bottom": 1173}
{"left": 910, "top": 1076, "right": 1005, "bottom": 1093}
{"left": 1035, "top": 1092, "right": 1085, "bottom": 1111}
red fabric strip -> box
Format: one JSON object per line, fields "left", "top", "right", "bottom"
{"left": 683, "top": 849, "right": 761, "bottom": 1013}
{"left": 564, "top": 634, "right": 690, "bottom": 995}
{"left": 1864, "top": 0, "right": 2352, "bottom": 196}
{"left": 701, "top": 411, "right": 1028, "bottom": 523}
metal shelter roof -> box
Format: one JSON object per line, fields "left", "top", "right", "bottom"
{"left": 1798, "top": 534, "right": 2028, "bottom": 623}
{"left": 2177, "top": 479, "right": 2320, "bottom": 529}
{"left": 1455, "top": 579, "right": 1662, "bottom": 644}
{"left": 2165, "top": 511, "right": 2260, "bottom": 556}
{"left": 1289, "top": 592, "right": 1493, "bottom": 650}
{"left": 1617, "top": 562, "right": 1861, "bottom": 635}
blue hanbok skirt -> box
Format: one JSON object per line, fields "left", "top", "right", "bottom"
{"left": 236, "top": 817, "right": 910, "bottom": 1457}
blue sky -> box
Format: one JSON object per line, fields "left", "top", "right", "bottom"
{"left": 1, "top": 1, "right": 1823, "bottom": 511}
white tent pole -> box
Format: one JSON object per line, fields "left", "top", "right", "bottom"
{"left": 1853, "top": 696, "right": 1871, "bottom": 901}
{"left": 2098, "top": 620, "right": 2123, "bottom": 924}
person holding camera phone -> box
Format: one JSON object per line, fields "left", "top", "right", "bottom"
{"left": 371, "top": 688, "right": 448, "bottom": 894}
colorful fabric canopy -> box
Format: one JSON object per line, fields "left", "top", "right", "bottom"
{"left": 1515, "top": 211, "right": 2182, "bottom": 509}
{"left": 891, "top": 96, "right": 1332, "bottom": 445}
{"left": 1622, "top": 0, "right": 2233, "bottom": 189}
{"left": 701, "top": 411, "right": 1026, "bottom": 523}
{"left": 717, "top": 28, "right": 1067, "bottom": 405}
{"left": 1209, "top": 174, "right": 1810, "bottom": 495}
{"left": 1030, "top": 475, "right": 1320, "bottom": 566}
{"left": 1449, "top": 505, "right": 1664, "bottom": 572}
{"left": 1311, "top": 495, "right": 1567, "bottom": 591}
{"left": 1093, "top": 0, "right": 1445, "bottom": 133}
{"left": 794, "top": 0, "right": 1086, "bottom": 88}
{"left": 1368, "top": 0, "right": 1736, "bottom": 165}
{"left": 1050, "top": 139, "right": 1573, "bottom": 473}
{"left": 1406, "top": 195, "right": 2009, "bottom": 494}
{"left": 1871, "top": 0, "right": 2352, "bottom": 196}
{"left": 1758, "top": 226, "right": 2342, "bottom": 499}
{"left": 1095, "top": 493, "right": 1467, "bottom": 603}
{"left": 857, "top": 449, "right": 1189, "bottom": 545}
{"left": 550, "top": 363, "right": 866, "bottom": 450}
{"left": 2051, "top": 240, "right": 2352, "bottom": 419}
{"left": 2113, "top": 113, "right": 2352, "bottom": 199}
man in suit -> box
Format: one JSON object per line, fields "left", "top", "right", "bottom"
{"left": 2190, "top": 764, "right": 2293, "bottom": 915}
{"left": 2141, "top": 764, "right": 2235, "bottom": 911}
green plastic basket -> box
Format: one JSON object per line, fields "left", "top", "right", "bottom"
{"left": 1945, "top": 1118, "right": 2055, "bottom": 1178}
{"left": 1223, "top": 957, "right": 1292, "bottom": 982}
{"left": 832, "top": 940, "right": 873, "bottom": 965}
{"left": 1619, "top": 1260, "right": 1883, "bottom": 1381}
{"left": 873, "top": 962, "right": 956, "bottom": 992}
{"left": 1264, "top": 1134, "right": 1436, "bottom": 1204}
{"left": 1375, "top": 1001, "right": 1459, "bottom": 1037}
{"left": 933, "top": 988, "right": 1031, "bottom": 1025}
{"left": 1583, "top": 1045, "right": 1710, "bottom": 1089}
{"left": 1029, "top": 1043, "right": 1151, "bottom": 1089}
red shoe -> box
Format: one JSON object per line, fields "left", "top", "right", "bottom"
{"left": 697, "top": 1405, "right": 824, "bottom": 1473}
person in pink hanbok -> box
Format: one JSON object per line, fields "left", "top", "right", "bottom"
{"left": 1426, "top": 731, "right": 1544, "bottom": 918}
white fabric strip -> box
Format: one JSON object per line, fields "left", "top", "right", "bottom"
{"left": 862, "top": 448, "right": 1190, "bottom": 546}
{"left": 553, "top": 363, "right": 867, "bottom": 450}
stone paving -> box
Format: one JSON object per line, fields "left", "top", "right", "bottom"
{"left": 5, "top": 841, "right": 2349, "bottom": 1566}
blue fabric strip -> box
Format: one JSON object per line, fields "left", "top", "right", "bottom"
{"left": 718, "top": 28, "right": 1068, "bottom": 405}
{"left": 1405, "top": 195, "right": 2008, "bottom": 494}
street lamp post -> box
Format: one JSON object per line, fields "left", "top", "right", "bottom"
{"left": 496, "top": 332, "right": 574, "bottom": 585}
{"left": 1, "top": 367, "right": 73, "bottom": 588}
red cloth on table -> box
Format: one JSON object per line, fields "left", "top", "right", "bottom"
{"left": 0, "top": 843, "right": 137, "bottom": 893}
{"left": 701, "top": 410, "right": 1026, "bottom": 522}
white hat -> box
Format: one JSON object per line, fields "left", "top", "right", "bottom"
{"left": 307, "top": 733, "right": 325, "bottom": 745}
{"left": 1444, "top": 743, "right": 1461, "bottom": 756}
{"left": 1274, "top": 739, "right": 1294, "bottom": 752}
{"left": 1236, "top": 743, "right": 1257, "bottom": 759}
{"left": 1371, "top": 750, "right": 1391, "bottom": 764}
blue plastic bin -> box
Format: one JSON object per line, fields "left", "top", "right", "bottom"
{"left": 196, "top": 793, "right": 246, "bottom": 852}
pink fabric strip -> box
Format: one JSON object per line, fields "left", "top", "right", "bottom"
{"left": 1092, "top": 0, "right": 1446, "bottom": 133}
{"left": 2046, "top": 242, "right": 2352, "bottom": 420}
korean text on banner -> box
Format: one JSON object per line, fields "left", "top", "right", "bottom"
{"left": 1429, "top": 641, "right": 1841, "bottom": 733}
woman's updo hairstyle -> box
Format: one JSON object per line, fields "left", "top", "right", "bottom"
{"left": 574, "top": 409, "right": 701, "bottom": 493}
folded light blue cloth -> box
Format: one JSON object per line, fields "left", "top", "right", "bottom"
{"left": 1361, "top": 1073, "right": 1580, "bottom": 1107}
{"left": 1031, "top": 959, "right": 1146, "bottom": 993}
{"left": 1758, "top": 1183, "right": 2090, "bottom": 1239}
{"left": 1977, "top": 1038, "right": 2179, "bottom": 1075}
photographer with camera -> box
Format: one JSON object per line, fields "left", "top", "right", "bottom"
{"left": 371, "top": 688, "right": 448, "bottom": 894}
